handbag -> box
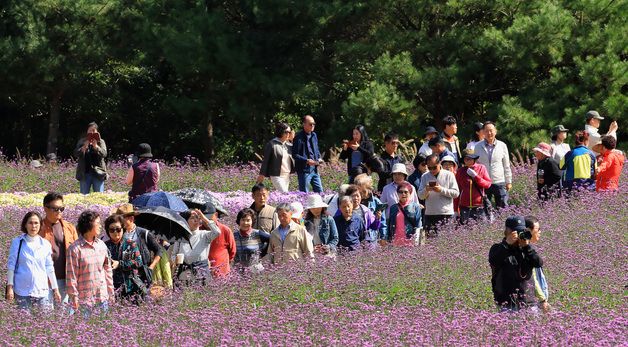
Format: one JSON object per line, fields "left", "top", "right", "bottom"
{"left": 5, "top": 239, "right": 24, "bottom": 299}
{"left": 129, "top": 273, "right": 148, "bottom": 296}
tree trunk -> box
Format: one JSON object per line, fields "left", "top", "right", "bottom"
{"left": 46, "top": 89, "right": 64, "bottom": 156}
{"left": 203, "top": 117, "right": 215, "bottom": 165}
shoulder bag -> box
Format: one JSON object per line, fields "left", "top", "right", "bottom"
{"left": 5, "top": 239, "right": 24, "bottom": 299}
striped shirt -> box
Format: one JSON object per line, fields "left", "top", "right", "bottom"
{"left": 66, "top": 237, "right": 114, "bottom": 306}
{"left": 233, "top": 229, "right": 270, "bottom": 267}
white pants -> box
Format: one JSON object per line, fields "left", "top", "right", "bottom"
{"left": 271, "top": 176, "right": 290, "bottom": 192}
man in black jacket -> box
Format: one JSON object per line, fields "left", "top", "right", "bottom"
{"left": 489, "top": 216, "right": 544, "bottom": 312}
{"left": 377, "top": 133, "right": 406, "bottom": 192}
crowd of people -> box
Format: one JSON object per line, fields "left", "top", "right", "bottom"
{"left": 7, "top": 111, "right": 624, "bottom": 316}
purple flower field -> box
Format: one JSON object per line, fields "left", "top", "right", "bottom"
{"left": 0, "top": 161, "right": 626, "bottom": 345}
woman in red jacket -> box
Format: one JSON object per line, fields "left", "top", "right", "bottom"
{"left": 595, "top": 136, "right": 625, "bottom": 192}
{"left": 456, "top": 149, "right": 492, "bottom": 224}
{"left": 203, "top": 202, "right": 236, "bottom": 278}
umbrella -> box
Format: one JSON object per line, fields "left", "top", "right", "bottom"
{"left": 171, "top": 188, "right": 229, "bottom": 216}
{"left": 134, "top": 206, "right": 192, "bottom": 241}
{"left": 132, "top": 191, "right": 189, "bottom": 212}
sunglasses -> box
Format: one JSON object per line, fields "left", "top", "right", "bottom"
{"left": 428, "top": 166, "right": 438, "bottom": 170}
{"left": 398, "top": 190, "right": 410, "bottom": 195}
{"left": 108, "top": 227, "right": 123, "bottom": 233}
{"left": 46, "top": 205, "right": 65, "bottom": 213}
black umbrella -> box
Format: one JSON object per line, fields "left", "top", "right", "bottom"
{"left": 134, "top": 206, "right": 192, "bottom": 241}
{"left": 171, "top": 188, "right": 229, "bottom": 216}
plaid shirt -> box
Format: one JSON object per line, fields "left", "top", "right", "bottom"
{"left": 66, "top": 236, "right": 114, "bottom": 306}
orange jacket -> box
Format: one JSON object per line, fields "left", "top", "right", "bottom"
{"left": 208, "top": 221, "right": 236, "bottom": 277}
{"left": 39, "top": 218, "right": 79, "bottom": 251}
{"left": 596, "top": 150, "right": 625, "bottom": 191}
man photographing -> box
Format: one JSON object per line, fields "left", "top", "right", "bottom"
{"left": 489, "top": 216, "right": 544, "bottom": 312}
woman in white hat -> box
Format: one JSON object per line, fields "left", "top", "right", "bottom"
{"left": 303, "top": 195, "right": 338, "bottom": 255}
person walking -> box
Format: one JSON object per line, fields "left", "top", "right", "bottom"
{"left": 257, "top": 122, "right": 295, "bottom": 192}
{"left": 103, "top": 214, "right": 145, "bottom": 301}
{"left": 387, "top": 182, "right": 423, "bottom": 246}
{"left": 170, "top": 209, "right": 221, "bottom": 286}
{"left": 265, "top": 203, "right": 314, "bottom": 265}
{"left": 249, "top": 183, "right": 279, "bottom": 235}
{"left": 303, "top": 195, "right": 339, "bottom": 256}
{"left": 293, "top": 115, "right": 324, "bottom": 192}
{"left": 456, "top": 149, "right": 492, "bottom": 224}
{"left": 204, "top": 202, "right": 236, "bottom": 278}
{"left": 475, "top": 121, "right": 513, "bottom": 208}
{"left": 6, "top": 212, "right": 60, "bottom": 311}
{"left": 114, "top": 204, "right": 163, "bottom": 289}
{"left": 233, "top": 208, "right": 271, "bottom": 271}
{"left": 380, "top": 163, "right": 419, "bottom": 220}
{"left": 39, "top": 192, "right": 78, "bottom": 307}
{"left": 66, "top": 210, "right": 114, "bottom": 317}
{"left": 418, "top": 154, "right": 459, "bottom": 236}
{"left": 74, "top": 122, "right": 107, "bottom": 194}
{"left": 126, "top": 143, "right": 160, "bottom": 202}
{"left": 333, "top": 196, "right": 369, "bottom": 252}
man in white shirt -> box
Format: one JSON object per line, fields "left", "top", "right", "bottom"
{"left": 584, "top": 110, "right": 618, "bottom": 155}
{"left": 418, "top": 155, "right": 459, "bottom": 236}
{"left": 474, "top": 122, "right": 512, "bottom": 208}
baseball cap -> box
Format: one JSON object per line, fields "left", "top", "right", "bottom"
{"left": 505, "top": 216, "right": 526, "bottom": 232}
{"left": 585, "top": 110, "right": 604, "bottom": 120}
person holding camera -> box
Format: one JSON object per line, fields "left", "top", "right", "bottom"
{"left": 489, "top": 216, "right": 544, "bottom": 312}
{"left": 74, "top": 122, "right": 107, "bottom": 194}
{"left": 339, "top": 125, "right": 375, "bottom": 183}
{"left": 126, "top": 143, "right": 160, "bottom": 202}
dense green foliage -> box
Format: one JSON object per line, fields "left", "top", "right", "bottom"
{"left": 1, "top": 0, "right": 626, "bottom": 163}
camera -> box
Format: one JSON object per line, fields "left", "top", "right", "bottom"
{"left": 518, "top": 228, "right": 532, "bottom": 240}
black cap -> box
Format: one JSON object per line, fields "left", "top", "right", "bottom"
{"left": 424, "top": 126, "right": 438, "bottom": 135}
{"left": 136, "top": 143, "right": 153, "bottom": 158}
{"left": 473, "top": 122, "right": 484, "bottom": 132}
{"left": 202, "top": 201, "right": 217, "bottom": 217}
{"left": 505, "top": 216, "right": 526, "bottom": 232}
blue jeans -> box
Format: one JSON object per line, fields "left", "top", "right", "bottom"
{"left": 80, "top": 172, "right": 105, "bottom": 194}
{"left": 297, "top": 167, "right": 323, "bottom": 193}
{"left": 70, "top": 301, "right": 109, "bottom": 319}
{"left": 15, "top": 294, "right": 53, "bottom": 312}
{"left": 486, "top": 183, "right": 509, "bottom": 208}
{"left": 48, "top": 279, "right": 69, "bottom": 309}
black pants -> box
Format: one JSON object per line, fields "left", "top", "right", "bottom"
{"left": 459, "top": 207, "right": 485, "bottom": 225}
{"left": 424, "top": 215, "right": 452, "bottom": 236}
{"left": 175, "top": 260, "right": 210, "bottom": 287}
